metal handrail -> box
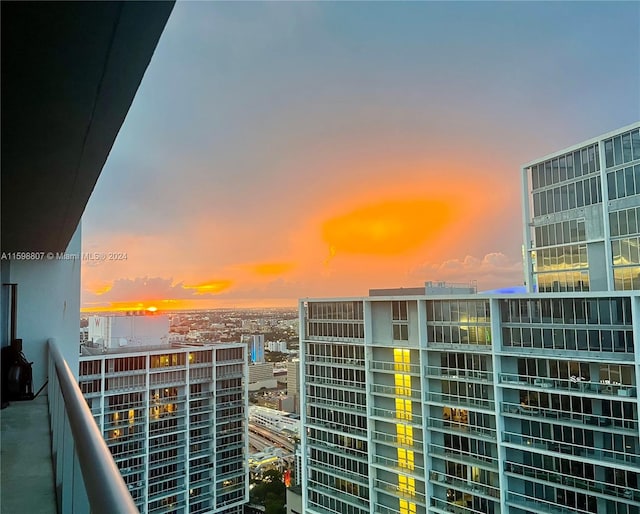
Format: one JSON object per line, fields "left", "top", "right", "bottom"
{"left": 48, "top": 339, "right": 138, "bottom": 514}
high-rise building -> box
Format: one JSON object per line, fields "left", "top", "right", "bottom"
{"left": 249, "top": 335, "right": 265, "bottom": 364}
{"left": 287, "top": 359, "right": 301, "bottom": 413}
{"left": 522, "top": 122, "right": 640, "bottom": 293}
{"left": 299, "top": 290, "right": 640, "bottom": 514}
{"left": 79, "top": 343, "right": 249, "bottom": 514}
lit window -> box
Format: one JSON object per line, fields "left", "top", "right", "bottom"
{"left": 398, "top": 448, "right": 415, "bottom": 471}
{"left": 396, "top": 424, "right": 413, "bottom": 445}
{"left": 394, "top": 349, "right": 411, "bottom": 372}
{"left": 398, "top": 475, "right": 416, "bottom": 496}
{"left": 395, "top": 374, "right": 411, "bottom": 396}
{"left": 399, "top": 500, "right": 417, "bottom": 514}
{"left": 395, "top": 398, "right": 412, "bottom": 421}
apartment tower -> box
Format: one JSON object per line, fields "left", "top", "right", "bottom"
{"left": 79, "top": 343, "right": 249, "bottom": 514}
{"left": 522, "top": 122, "right": 640, "bottom": 293}
{"left": 300, "top": 292, "right": 640, "bottom": 514}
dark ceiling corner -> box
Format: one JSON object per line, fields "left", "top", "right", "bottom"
{"left": 1, "top": 1, "right": 175, "bottom": 253}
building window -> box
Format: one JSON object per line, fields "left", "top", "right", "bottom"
{"left": 392, "top": 301, "right": 409, "bottom": 321}
{"left": 394, "top": 349, "right": 411, "bottom": 372}
{"left": 393, "top": 324, "right": 409, "bottom": 341}
{"left": 392, "top": 301, "right": 409, "bottom": 340}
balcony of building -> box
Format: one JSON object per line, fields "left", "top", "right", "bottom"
{"left": 428, "top": 443, "right": 499, "bottom": 473}
{"left": 499, "top": 371, "right": 637, "bottom": 399}
{"left": 1, "top": 340, "right": 140, "bottom": 513}
{"left": 504, "top": 461, "right": 640, "bottom": 504}
{"left": 502, "top": 430, "right": 639, "bottom": 471}
{"left": 429, "top": 495, "right": 493, "bottom": 514}
{"left": 505, "top": 491, "right": 587, "bottom": 514}
{"left": 424, "top": 366, "right": 493, "bottom": 384}
{"left": 429, "top": 471, "right": 500, "bottom": 502}
{"left": 501, "top": 400, "right": 638, "bottom": 435}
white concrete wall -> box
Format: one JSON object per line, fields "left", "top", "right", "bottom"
{"left": 286, "top": 488, "right": 302, "bottom": 514}
{"left": 8, "top": 225, "right": 81, "bottom": 388}
{"left": 371, "top": 301, "right": 392, "bottom": 344}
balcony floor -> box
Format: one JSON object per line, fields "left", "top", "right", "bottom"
{"left": 1, "top": 395, "right": 56, "bottom": 514}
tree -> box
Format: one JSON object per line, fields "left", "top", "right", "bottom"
{"left": 250, "top": 469, "right": 286, "bottom": 514}
{"left": 264, "top": 351, "right": 287, "bottom": 362}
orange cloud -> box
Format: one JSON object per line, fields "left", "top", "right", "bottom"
{"left": 183, "top": 279, "right": 233, "bottom": 295}
{"left": 90, "top": 283, "right": 113, "bottom": 295}
{"left": 247, "top": 262, "right": 295, "bottom": 276}
{"left": 322, "top": 198, "right": 451, "bottom": 257}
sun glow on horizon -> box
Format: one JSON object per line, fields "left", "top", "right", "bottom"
{"left": 81, "top": 297, "right": 298, "bottom": 313}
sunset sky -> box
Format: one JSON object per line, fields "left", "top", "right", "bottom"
{"left": 81, "top": 1, "right": 640, "bottom": 311}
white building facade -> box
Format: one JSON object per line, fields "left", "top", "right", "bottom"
{"left": 249, "top": 405, "right": 300, "bottom": 435}
{"left": 522, "top": 122, "right": 640, "bottom": 293}
{"left": 267, "top": 340, "right": 288, "bottom": 353}
{"left": 87, "top": 315, "right": 170, "bottom": 350}
{"left": 299, "top": 292, "right": 640, "bottom": 514}
{"left": 79, "top": 344, "right": 249, "bottom": 514}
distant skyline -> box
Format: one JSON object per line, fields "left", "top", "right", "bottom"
{"left": 81, "top": 1, "right": 640, "bottom": 311}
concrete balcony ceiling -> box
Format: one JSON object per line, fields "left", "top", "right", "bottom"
{"left": 1, "top": 1, "right": 174, "bottom": 253}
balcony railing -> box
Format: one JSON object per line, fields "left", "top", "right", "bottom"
{"left": 502, "top": 430, "right": 639, "bottom": 465}
{"left": 370, "top": 360, "right": 421, "bottom": 374}
{"left": 499, "top": 372, "right": 637, "bottom": 398}
{"left": 501, "top": 401, "right": 638, "bottom": 432}
{"left": 424, "top": 366, "right": 492, "bottom": 382}
{"left": 505, "top": 460, "right": 640, "bottom": 502}
{"left": 506, "top": 491, "right": 593, "bottom": 514}
{"left": 48, "top": 339, "right": 138, "bottom": 514}
{"left": 425, "top": 392, "right": 495, "bottom": 412}
{"left": 429, "top": 471, "right": 500, "bottom": 499}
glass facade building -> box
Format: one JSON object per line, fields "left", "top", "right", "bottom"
{"left": 522, "top": 122, "right": 640, "bottom": 293}
{"left": 79, "top": 344, "right": 249, "bottom": 514}
{"left": 299, "top": 292, "right": 640, "bottom": 514}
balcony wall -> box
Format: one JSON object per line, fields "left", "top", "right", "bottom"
{"left": 1, "top": 224, "right": 81, "bottom": 387}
